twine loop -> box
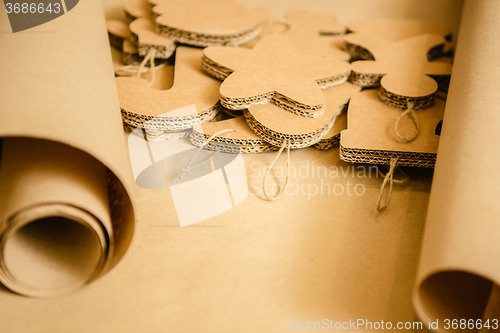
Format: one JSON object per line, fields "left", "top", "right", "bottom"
{"left": 178, "top": 129, "right": 234, "bottom": 179}
{"left": 395, "top": 102, "right": 419, "bottom": 143}
{"left": 376, "top": 157, "right": 408, "bottom": 211}
{"left": 262, "top": 140, "right": 291, "bottom": 201}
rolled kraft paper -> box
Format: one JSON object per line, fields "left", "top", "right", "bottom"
{"left": 0, "top": 138, "right": 111, "bottom": 297}
{"left": 414, "top": 0, "right": 500, "bottom": 329}
{"left": 0, "top": 0, "right": 135, "bottom": 296}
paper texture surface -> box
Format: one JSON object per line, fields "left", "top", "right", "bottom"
{"left": 414, "top": 0, "right": 500, "bottom": 328}
{"left": 0, "top": 0, "right": 476, "bottom": 331}
{"left": 0, "top": 0, "right": 135, "bottom": 296}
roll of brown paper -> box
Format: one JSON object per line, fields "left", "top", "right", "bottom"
{"left": 0, "top": 0, "right": 135, "bottom": 297}
{"left": 414, "top": 0, "right": 500, "bottom": 330}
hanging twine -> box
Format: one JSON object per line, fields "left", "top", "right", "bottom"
{"left": 262, "top": 140, "right": 291, "bottom": 200}
{"left": 376, "top": 157, "right": 408, "bottom": 211}
{"left": 116, "top": 48, "right": 162, "bottom": 87}
{"left": 178, "top": 129, "right": 235, "bottom": 180}
{"left": 137, "top": 48, "right": 157, "bottom": 87}
{"left": 395, "top": 102, "right": 419, "bottom": 143}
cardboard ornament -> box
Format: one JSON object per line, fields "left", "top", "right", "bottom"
{"left": 129, "top": 18, "right": 176, "bottom": 59}
{"left": 151, "top": 0, "right": 268, "bottom": 47}
{"left": 313, "top": 106, "right": 347, "bottom": 151}
{"left": 346, "top": 18, "right": 452, "bottom": 55}
{"left": 346, "top": 33, "right": 452, "bottom": 109}
{"left": 240, "top": 20, "right": 290, "bottom": 49}
{"left": 116, "top": 46, "right": 222, "bottom": 133}
{"left": 106, "top": 20, "right": 141, "bottom": 66}
{"left": 284, "top": 9, "right": 349, "bottom": 60}
{"left": 202, "top": 35, "right": 351, "bottom": 118}
{"left": 124, "top": 0, "right": 151, "bottom": 22}
{"left": 107, "top": 20, "right": 132, "bottom": 52}
{"left": 190, "top": 116, "right": 277, "bottom": 154}
{"left": 244, "top": 83, "right": 360, "bottom": 149}
{"left": 340, "top": 89, "right": 444, "bottom": 168}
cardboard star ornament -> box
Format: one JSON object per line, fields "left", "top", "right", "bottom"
{"left": 346, "top": 33, "right": 452, "bottom": 110}
{"left": 202, "top": 35, "right": 351, "bottom": 118}
{"left": 151, "top": 0, "right": 268, "bottom": 47}
{"left": 115, "top": 46, "right": 222, "bottom": 133}
{"left": 285, "top": 9, "right": 349, "bottom": 60}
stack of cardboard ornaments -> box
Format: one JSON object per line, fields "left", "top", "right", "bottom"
{"left": 107, "top": 1, "right": 453, "bottom": 205}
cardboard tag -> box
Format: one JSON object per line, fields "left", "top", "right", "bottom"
{"left": 244, "top": 82, "right": 360, "bottom": 149}
{"left": 129, "top": 18, "right": 176, "bottom": 59}
{"left": 346, "top": 33, "right": 452, "bottom": 109}
{"left": 116, "top": 46, "right": 222, "bottom": 132}
{"left": 202, "top": 35, "right": 351, "bottom": 118}
{"left": 340, "top": 89, "right": 444, "bottom": 168}
{"left": 313, "top": 106, "right": 347, "bottom": 150}
{"left": 285, "top": 9, "right": 349, "bottom": 60}
{"left": 190, "top": 116, "right": 277, "bottom": 154}
{"left": 151, "top": 0, "right": 268, "bottom": 47}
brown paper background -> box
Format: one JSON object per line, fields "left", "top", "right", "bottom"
{"left": 0, "top": 0, "right": 465, "bottom": 332}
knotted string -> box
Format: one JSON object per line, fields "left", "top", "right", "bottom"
{"left": 376, "top": 157, "right": 408, "bottom": 211}
{"left": 262, "top": 140, "right": 291, "bottom": 201}
{"left": 395, "top": 102, "right": 419, "bottom": 143}
{"left": 178, "top": 129, "right": 235, "bottom": 180}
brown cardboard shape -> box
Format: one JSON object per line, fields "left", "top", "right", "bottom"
{"left": 190, "top": 116, "right": 277, "bottom": 154}
{"left": 202, "top": 35, "right": 351, "bottom": 117}
{"left": 0, "top": 0, "right": 135, "bottom": 297}
{"left": 347, "top": 18, "right": 452, "bottom": 42}
{"left": 414, "top": 0, "right": 500, "bottom": 329}
{"left": 285, "top": 9, "right": 350, "bottom": 60}
{"left": 122, "top": 39, "right": 142, "bottom": 65}
{"left": 245, "top": 82, "right": 360, "bottom": 148}
{"left": 314, "top": 107, "right": 347, "bottom": 150}
{"left": 107, "top": 19, "right": 132, "bottom": 51}
{"left": 151, "top": 0, "right": 268, "bottom": 47}
{"left": 116, "top": 46, "right": 222, "bottom": 132}
{"left": 124, "top": 0, "right": 150, "bottom": 22}
{"left": 346, "top": 33, "right": 452, "bottom": 109}
{"left": 129, "top": 18, "right": 176, "bottom": 59}
{"left": 240, "top": 20, "right": 290, "bottom": 49}
{"left": 340, "top": 89, "right": 444, "bottom": 167}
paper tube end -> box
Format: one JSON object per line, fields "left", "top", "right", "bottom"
{"left": 0, "top": 206, "right": 109, "bottom": 298}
